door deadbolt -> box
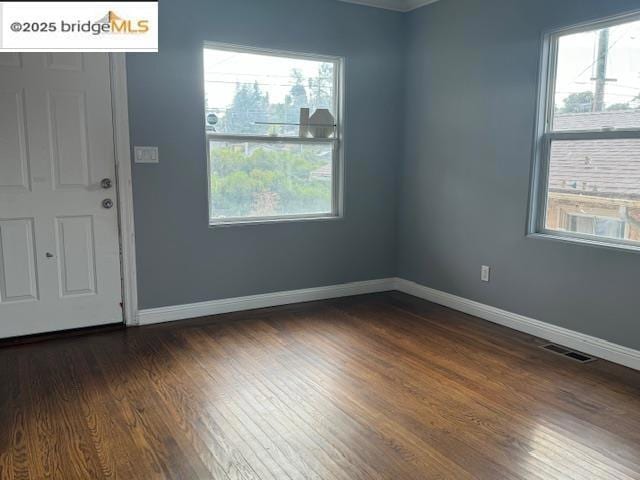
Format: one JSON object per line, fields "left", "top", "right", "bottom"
{"left": 102, "top": 199, "right": 114, "bottom": 209}
{"left": 101, "top": 178, "right": 112, "bottom": 189}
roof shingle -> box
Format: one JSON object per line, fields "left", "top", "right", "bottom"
{"left": 549, "top": 111, "right": 640, "bottom": 199}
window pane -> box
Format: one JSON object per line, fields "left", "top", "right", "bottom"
{"left": 552, "top": 19, "right": 640, "bottom": 131}
{"left": 545, "top": 139, "right": 640, "bottom": 243}
{"left": 209, "top": 140, "right": 333, "bottom": 220}
{"left": 204, "top": 48, "right": 336, "bottom": 137}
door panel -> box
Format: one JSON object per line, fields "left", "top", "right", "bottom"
{"left": 45, "top": 53, "right": 84, "bottom": 72}
{"left": 56, "top": 216, "right": 97, "bottom": 297}
{"left": 0, "top": 89, "right": 30, "bottom": 190}
{"left": 0, "top": 53, "right": 122, "bottom": 338}
{"left": 0, "top": 53, "right": 22, "bottom": 68}
{"left": 0, "top": 218, "right": 38, "bottom": 303}
{"left": 49, "top": 91, "right": 90, "bottom": 188}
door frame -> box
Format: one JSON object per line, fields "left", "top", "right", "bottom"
{"left": 109, "top": 53, "right": 139, "bottom": 326}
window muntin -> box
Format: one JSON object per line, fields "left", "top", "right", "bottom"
{"left": 534, "top": 13, "right": 640, "bottom": 248}
{"left": 204, "top": 44, "right": 342, "bottom": 224}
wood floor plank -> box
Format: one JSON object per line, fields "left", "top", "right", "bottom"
{"left": 317, "top": 302, "right": 638, "bottom": 479}
{"left": 134, "top": 331, "right": 265, "bottom": 480}
{"left": 227, "top": 319, "right": 476, "bottom": 480}
{"left": 207, "top": 323, "right": 417, "bottom": 480}
{"left": 329, "top": 299, "right": 640, "bottom": 476}
{"left": 158, "top": 329, "right": 286, "bottom": 480}
{"left": 375, "top": 296, "right": 640, "bottom": 465}
{"left": 1, "top": 292, "right": 640, "bottom": 479}
{"left": 88, "top": 335, "right": 212, "bottom": 479}
{"left": 178, "top": 326, "right": 327, "bottom": 480}
{"left": 270, "top": 312, "right": 530, "bottom": 479}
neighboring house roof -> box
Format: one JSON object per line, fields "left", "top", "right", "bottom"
{"left": 554, "top": 110, "right": 640, "bottom": 131}
{"left": 549, "top": 111, "right": 640, "bottom": 200}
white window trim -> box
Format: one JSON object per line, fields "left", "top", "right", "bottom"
{"left": 528, "top": 9, "right": 640, "bottom": 252}
{"left": 203, "top": 41, "right": 345, "bottom": 227}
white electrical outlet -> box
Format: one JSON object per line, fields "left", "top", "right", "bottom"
{"left": 481, "top": 265, "right": 490, "bottom": 282}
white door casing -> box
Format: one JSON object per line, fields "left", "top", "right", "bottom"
{"left": 0, "top": 53, "right": 123, "bottom": 338}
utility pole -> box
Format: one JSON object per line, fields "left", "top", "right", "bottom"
{"left": 593, "top": 28, "right": 610, "bottom": 112}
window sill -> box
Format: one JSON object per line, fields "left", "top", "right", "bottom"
{"left": 527, "top": 232, "right": 640, "bottom": 254}
{"left": 209, "top": 214, "right": 343, "bottom": 228}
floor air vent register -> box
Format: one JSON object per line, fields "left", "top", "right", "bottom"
{"left": 540, "top": 344, "right": 597, "bottom": 363}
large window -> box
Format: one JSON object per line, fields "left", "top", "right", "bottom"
{"left": 531, "top": 13, "right": 640, "bottom": 248}
{"left": 203, "top": 44, "right": 342, "bottom": 224}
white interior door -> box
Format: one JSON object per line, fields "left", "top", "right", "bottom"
{"left": 0, "top": 53, "right": 122, "bottom": 338}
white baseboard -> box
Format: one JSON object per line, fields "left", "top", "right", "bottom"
{"left": 137, "top": 278, "right": 396, "bottom": 326}
{"left": 394, "top": 278, "right": 640, "bottom": 371}
{"left": 137, "top": 276, "right": 640, "bottom": 371}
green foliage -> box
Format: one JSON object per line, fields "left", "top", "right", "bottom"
{"left": 560, "top": 91, "right": 594, "bottom": 113}
{"left": 288, "top": 69, "right": 309, "bottom": 106}
{"left": 218, "top": 81, "right": 269, "bottom": 134}
{"left": 607, "top": 102, "right": 631, "bottom": 111}
{"left": 557, "top": 92, "right": 640, "bottom": 114}
{"left": 308, "top": 63, "right": 334, "bottom": 110}
{"left": 210, "top": 144, "right": 332, "bottom": 218}
{"left": 218, "top": 64, "right": 335, "bottom": 134}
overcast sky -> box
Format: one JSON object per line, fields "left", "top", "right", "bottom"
{"left": 555, "top": 19, "right": 640, "bottom": 109}
{"left": 204, "top": 48, "right": 332, "bottom": 112}
{"left": 203, "top": 19, "right": 640, "bottom": 115}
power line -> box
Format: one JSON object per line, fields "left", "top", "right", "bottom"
{"left": 556, "top": 91, "right": 637, "bottom": 98}
{"left": 569, "top": 26, "right": 632, "bottom": 84}
{"left": 204, "top": 69, "right": 332, "bottom": 79}
{"left": 600, "top": 83, "right": 640, "bottom": 91}
{"left": 205, "top": 79, "right": 334, "bottom": 90}
{"left": 204, "top": 71, "right": 298, "bottom": 79}
{"left": 205, "top": 52, "right": 240, "bottom": 66}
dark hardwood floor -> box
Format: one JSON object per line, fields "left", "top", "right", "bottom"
{"left": 1, "top": 292, "right": 639, "bottom": 479}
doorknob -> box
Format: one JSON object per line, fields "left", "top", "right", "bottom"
{"left": 102, "top": 199, "right": 114, "bottom": 209}
{"left": 45, "top": 252, "right": 54, "bottom": 259}
{"left": 101, "top": 178, "right": 112, "bottom": 189}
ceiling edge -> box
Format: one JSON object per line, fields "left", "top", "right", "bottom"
{"left": 336, "top": 0, "right": 441, "bottom": 13}
{"left": 404, "top": 0, "right": 441, "bottom": 12}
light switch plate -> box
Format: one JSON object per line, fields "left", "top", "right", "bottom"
{"left": 134, "top": 146, "right": 159, "bottom": 164}
{"left": 481, "top": 265, "right": 490, "bottom": 282}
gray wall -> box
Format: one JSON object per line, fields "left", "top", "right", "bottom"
{"left": 127, "top": 0, "right": 405, "bottom": 309}
{"left": 399, "top": 0, "right": 640, "bottom": 350}
{"left": 128, "top": 0, "right": 640, "bottom": 351}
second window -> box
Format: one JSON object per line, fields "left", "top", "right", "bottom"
{"left": 533, "top": 13, "right": 640, "bottom": 248}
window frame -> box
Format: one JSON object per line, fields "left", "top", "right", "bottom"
{"left": 203, "top": 41, "right": 345, "bottom": 227}
{"left": 528, "top": 10, "right": 640, "bottom": 251}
